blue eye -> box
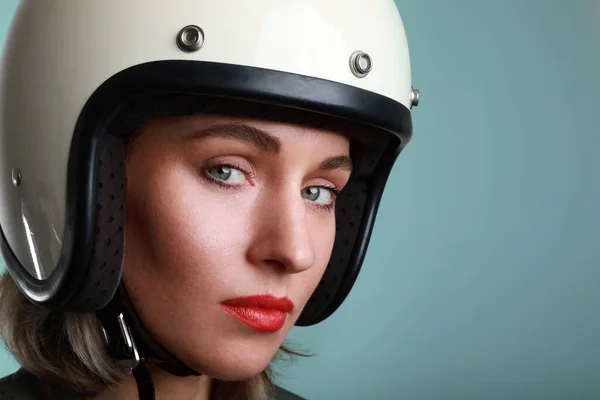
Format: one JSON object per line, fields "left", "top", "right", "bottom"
{"left": 301, "top": 186, "right": 336, "bottom": 206}
{"left": 206, "top": 165, "right": 247, "bottom": 185}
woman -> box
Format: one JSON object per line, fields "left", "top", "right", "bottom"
{"left": 0, "top": 1, "right": 418, "bottom": 399}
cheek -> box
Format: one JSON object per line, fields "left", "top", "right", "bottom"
{"left": 123, "top": 162, "right": 256, "bottom": 322}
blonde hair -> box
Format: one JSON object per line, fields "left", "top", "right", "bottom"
{"left": 0, "top": 272, "right": 300, "bottom": 399}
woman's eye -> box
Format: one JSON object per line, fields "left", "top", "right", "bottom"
{"left": 301, "top": 186, "right": 336, "bottom": 206}
{"left": 206, "top": 165, "right": 247, "bottom": 185}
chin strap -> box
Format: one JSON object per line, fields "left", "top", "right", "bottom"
{"left": 97, "top": 284, "right": 201, "bottom": 400}
{"left": 132, "top": 360, "right": 156, "bottom": 400}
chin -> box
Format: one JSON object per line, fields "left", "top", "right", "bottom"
{"left": 186, "top": 343, "right": 281, "bottom": 381}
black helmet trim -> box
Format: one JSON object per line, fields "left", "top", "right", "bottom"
{"left": 1, "top": 60, "right": 412, "bottom": 326}
{"left": 296, "top": 145, "right": 399, "bottom": 325}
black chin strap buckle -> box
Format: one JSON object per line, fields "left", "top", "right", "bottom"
{"left": 102, "top": 311, "right": 155, "bottom": 400}
{"left": 102, "top": 312, "right": 141, "bottom": 373}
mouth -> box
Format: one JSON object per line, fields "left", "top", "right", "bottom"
{"left": 221, "top": 294, "right": 294, "bottom": 333}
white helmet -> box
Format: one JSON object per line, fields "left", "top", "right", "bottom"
{"left": 0, "top": 0, "right": 417, "bottom": 382}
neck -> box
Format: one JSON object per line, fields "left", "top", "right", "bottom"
{"left": 89, "top": 364, "right": 212, "bottom": 400}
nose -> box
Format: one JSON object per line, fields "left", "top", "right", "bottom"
{"left": 247, "top": 190, "right": 316, "bottom": 274}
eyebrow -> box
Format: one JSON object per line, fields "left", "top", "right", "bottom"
{"left": 189, "top": 123, "right": 352, "bottom": 172}
{"left": 319, "top": 155, "right": 353, "bottom": 172}
{"left": 189, "top": 123, "right": 281, "bottom": 154}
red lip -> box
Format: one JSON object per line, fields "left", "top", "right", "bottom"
{"left": 221, "top": 294, "right": 294, "bottom": 333}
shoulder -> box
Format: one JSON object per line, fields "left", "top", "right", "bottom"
{"left": 0, "top": 369, "right": 44, "bottom": 400}
{"left": 0, "top": 370, "right": 84, "bottom": 400}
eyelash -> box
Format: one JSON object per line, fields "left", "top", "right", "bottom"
{"left": 314, "top": 186, "right": 339, "bottom": 213}
{"left": 202, "top": 163, "right": 340, "bottom": 212}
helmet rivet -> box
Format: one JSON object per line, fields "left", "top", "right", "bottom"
{"left": 411, "top": 87, "right": 420, "bottom": 107}
{"left": 11, "top": 168, "right": 21, "bottom": 187}
{"left": 350, "top": 51, "right": 372, "bottom": 78}
{"left": 177, "top": 25, "right": 204, "bottom": 53}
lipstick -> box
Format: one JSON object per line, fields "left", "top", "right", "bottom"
{"left": 221, "top": 294, "right": 294, "bottom": 333}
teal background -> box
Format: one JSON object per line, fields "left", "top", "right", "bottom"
{"left": 1, "top": 0, "right": 599, "bottom": 399}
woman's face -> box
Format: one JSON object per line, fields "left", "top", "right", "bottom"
{"left": 123, "top": 113, "right": 351, "bottom": 380}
